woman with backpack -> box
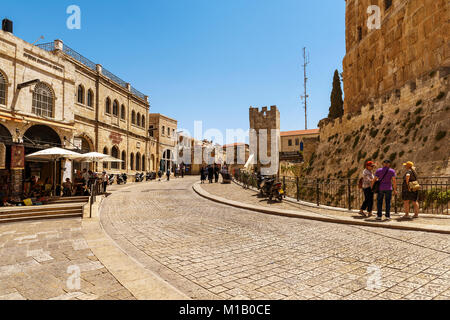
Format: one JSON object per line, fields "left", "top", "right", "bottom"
{"left": 358, "top": 161, "right": 376, "bottom": 217}
{"left": 402, "top": 161, "right": 420, "bottom": 219}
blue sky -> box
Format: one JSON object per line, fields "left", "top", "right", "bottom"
{"left": 3, "top": 0, "right": 346, "bottom": 141}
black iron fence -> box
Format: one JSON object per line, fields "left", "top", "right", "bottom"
{"left": 234, "top": 171, "right": 450, "bottom": 215}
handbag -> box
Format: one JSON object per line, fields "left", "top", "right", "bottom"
{"left": 372, "top": 168, "right": 389, "bottom": 194}
{"left": 408, "top": 170, "right": 420, "bottom": 191}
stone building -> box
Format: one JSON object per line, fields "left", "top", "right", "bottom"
{"left": 249, "top": 106, "right": 280, "bottom": 175}
{"left": 223, "top": 143, "right": 250, "bottom": 174}
{"left": 177, "top": 133, "right": 224, "bottom": 175}
{"left": 0, "top": 27, "right": 152, "bottom": 197}
{"left": 280, "top": 129, "right": 320, "bottom": 163}
{"left": 148, "top": 113, "right": 178, "bottom": 173}
{"left": 343, "top": 0, "right": 449, "bottom": 114}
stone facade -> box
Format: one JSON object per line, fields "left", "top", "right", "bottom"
{"left": 306, "top": 0, "right": 450, "bottom": 179}
{"left": 148, "top": 113, "right": 178, "bottom": 173}
{"left": 249, "top": 106, "right": 280, "bottom": 175}
{"left": 343, "top": 0, "right": 449, "bottom": 114}
{"left": 0, "top": 29, "right": 155, "bottom": 196}
{"left": 280, "top": 129, "right": 320, "bottom": 163}
{"left": 314, "top": 69, "right": 449, "bottom": 178}
{"left": 177, "top": 134, "right": 224, "bottom": 175}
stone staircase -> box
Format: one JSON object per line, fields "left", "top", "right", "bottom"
{"left": 0, "top": 197, "right": 90, "bottom": 223}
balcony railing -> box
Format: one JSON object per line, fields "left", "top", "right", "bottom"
{"left": 235, "top": 171, "right": 450, "bottom": 215}
{"left": 36, "top": 42, "right": 147, "bottom": 101}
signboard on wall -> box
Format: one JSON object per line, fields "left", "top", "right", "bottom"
{"left": 109, "top": 133, "right": 123, "bottom": 145}
{"left": 11, "top": 145, "right": 25, "bottom": 169}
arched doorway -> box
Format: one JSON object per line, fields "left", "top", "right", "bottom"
{"left": 23, "top": 125, "right": 62, "bottom": 193}
{"left": 161, "top": 149, "right": 173, "bottom": 172}
{"left": 0, "top": 124, "right": 13, "bottom": 197}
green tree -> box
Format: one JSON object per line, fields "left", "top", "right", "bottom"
{"left": 328, "top": 70, "right": 344, "bottom": 119}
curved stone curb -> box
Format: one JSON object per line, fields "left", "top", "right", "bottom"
{"left": 193, "top": 182, "right": 450, "bottom": 235}
{"left": 81, "top": 182, "right": 190, "bottom": 300}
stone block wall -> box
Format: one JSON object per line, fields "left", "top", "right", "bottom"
{"left": 343, "top": 0, "right": 449, "bottom": 114}
{"left": 313, "top": 68, "right": 449, "bottom": 179}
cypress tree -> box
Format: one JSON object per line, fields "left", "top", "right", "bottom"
{"left": 328, "top": 70, "right": 344, "bottom": 119}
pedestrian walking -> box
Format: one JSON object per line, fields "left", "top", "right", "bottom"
{"left": 358, "top": 161, "right": 375, "bottom": 217}
{"left": 166, "top": 168, "right": 171, "bottom": 181}
{"left": 158, "top": 170, "right": 163, "bottom": 182}
{"left": 180, "top": 163, "right": 185, "bottom": 178}
{"left": 402, "top": 161, "right": 420, "bottom": 219}
{"left": 214, "top": 164, "right": 220, "bottom": 183}
{"left": 200, "top": 166, "right": 206, "bottom": 184}
{"left": 208, "top": 165, "right": 214, "bottom": 184}
{"left": 101, "top": 171, "right": 108, "bottom": 193}
{"left": 373, "top": 159, "right": 398, "bottom": 221}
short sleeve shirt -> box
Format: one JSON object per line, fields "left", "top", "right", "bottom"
{"left": 362, "top": 169, "right": 374, "bottom": 189}
{"left": 375, "top": 167, "right": 396, "bottom": 191}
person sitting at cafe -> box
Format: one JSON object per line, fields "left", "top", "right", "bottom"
{"left": 62, "top": 178, "right": 73, "bottom": 197}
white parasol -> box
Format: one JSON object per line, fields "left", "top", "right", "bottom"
{"left": 26, "top": 147, "right": 84, "bottom": 195}
{"left": 79, "top": 152, "right": 123, "bottom": 163}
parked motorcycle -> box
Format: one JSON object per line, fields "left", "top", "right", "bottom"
{"left": 268, "top": 181, "right": 284, "bottom": 203}
{"left": 135, "top": 172, "right": 144, "bottom": 183}
{"left": 146, "top": 172, "right": 152, "bottom": 181}
{"left": 258, "top": 176, "right": 275, "bottom": 198}
{"left": 117, "top": 173, "right": 127, "bottom": 185}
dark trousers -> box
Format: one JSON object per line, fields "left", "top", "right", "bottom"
{"left": 377, "top": 190, "right": 392, "bottom": 218}
{"left": 103, "top": 182, "right": 108, "bottom": 193}
{"left": 361, "top": 187, "right": 374, "bottom": 213}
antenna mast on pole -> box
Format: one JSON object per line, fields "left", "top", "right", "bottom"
{"left": 300, "top": 47, "right": 310, "bottom": 130}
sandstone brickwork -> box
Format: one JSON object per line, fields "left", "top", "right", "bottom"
{"left": 314, "top": 69, "right": 449, "bottom": 178}
{"left": 343, "top": 0, "right": 449, "bottom": 114}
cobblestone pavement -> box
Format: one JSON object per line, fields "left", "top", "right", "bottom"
{"left": 202, "top": 181, "right": 450, "bottom": 226}
{"left": 0, "top": 219, "right": 135, "bottom": 300}
{"left": 101, "top": 176, "right": 450, "bottom": 300}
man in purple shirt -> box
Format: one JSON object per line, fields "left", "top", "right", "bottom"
{"left": 374, "top": 159, "right": 398, "bottom": 221}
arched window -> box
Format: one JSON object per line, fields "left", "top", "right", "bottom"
{"left": 105, "top": 97, "right": 111, "bottom": 114}
{"left": 0, "top": 71, "right": 6, "bottom": 106}
{"left": 131, "top": 111, "right": 136, "bottom": 124}
{"left": 141, "top": 115, "right": 145, "bottom": 128}
{"left": 142, "top": 155, "right": 146, "bottom": 171}
{"left": 32, "top": 83, "right": 54, "bottom": 118}
{"left": 113, "top": 100, "right": 119, "bottom": 116}
{"left": 121, "top": 105, "right": 126, "bottom": 120}
{"left": 77, "top": 85, "right": 84, "bottom": 104}
{"left": 103, "top": 147, "right": 109, "bottom": 170}
{"left": 121, "top": 151, "right": 126, "bottom": 170}
{"left": 87, "top": 89, "right": 93, "bottom": 107}
{"left": 136, "top": 113, "right": 141, "bottom": 126}
{"left": 130, "top": 153, "right": 135, "bottom": 170}
{"left": 136, "top": 152, "right": 141, "bottom": 171}
{"left": 111, "top": 146, "right": 119, "bottom": 169}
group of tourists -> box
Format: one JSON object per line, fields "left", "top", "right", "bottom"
{"left": 359, "top": 159, "right": 420, "bottom": 220}
{"left": 200, "top": 164, "right": 222, "bottom": 184}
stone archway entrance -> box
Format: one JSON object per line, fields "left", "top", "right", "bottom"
{"left": 161, "top": 149, "right": 174, "bottom": 173}
{"left": 23, "top": 125, "right": 62, "bottom": 193}
{"left": 0, "top": 124, "right": 13, "bottom": 198}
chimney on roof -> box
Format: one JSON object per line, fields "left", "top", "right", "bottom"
{"left": 2, "top": 19, "right": 13, "bottom": 33}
